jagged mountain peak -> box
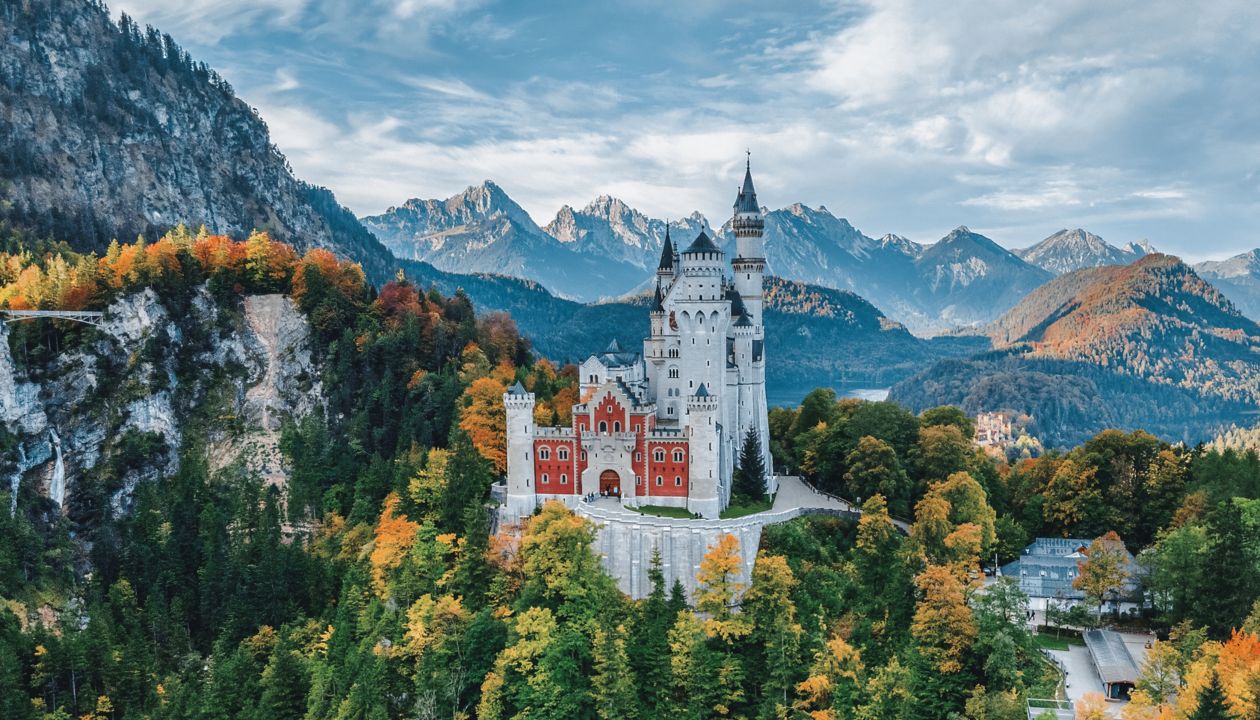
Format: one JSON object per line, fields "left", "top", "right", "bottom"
{"left": 880, "top": 233, "right": 921, "bottom": 257}
{"left": 925, "top": 226, "right": 1011, "bottom": 257}
{"left": 1016, "top": 227, "right": 1153, "bottom": 275}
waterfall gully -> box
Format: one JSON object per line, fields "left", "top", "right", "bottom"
{"left": 49, "top": 428, "right": 65, "bottom": 510}
{"left": 9, "top": 442, "right": 28, "bottom": 518}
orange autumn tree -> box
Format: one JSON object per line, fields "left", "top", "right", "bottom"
{"left": 459, "top": 376, "right": 509, "bottom": 473}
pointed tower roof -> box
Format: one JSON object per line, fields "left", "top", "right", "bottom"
{"left": 694, "top": 383, "right": 710, "bottom": 398}
{"left": 734, "top": 155, "right": 760, "bottom": 214}
{"left": 605, "top": 338, "right": 622, "bottom": 353}
{"left": 507, "top": 381, "right": 528, "bottom": 396}
{"left": 652, "top": 283, "right": 664, "bottom": 312}
{"left": 683, "top": 230, "right": 723, "bottom": 255}
{"left": 657, "top": 224, "right": 675, "bottom": 270}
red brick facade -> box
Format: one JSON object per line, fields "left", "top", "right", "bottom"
{"left": 533, "top": 386, "right": 688, "bottom": 498}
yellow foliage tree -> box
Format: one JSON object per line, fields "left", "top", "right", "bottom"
{"left": 695, "top": 534, "right": 750, "bottom": 641}
{"left": 910, "top": 564, "right": 976, "bottom": 674}
{"left": 369, "top": 492, "right": 420, "bottom": 598}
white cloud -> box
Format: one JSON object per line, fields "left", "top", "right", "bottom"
{"left": 126, "top": 0, "right": 1260, "bottom": 261}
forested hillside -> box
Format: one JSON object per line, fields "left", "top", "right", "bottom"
{"left": 0, "top": 0, "right": 399, "bottom": 283}
{"left": 893, "top": 255, "right": 1260, "bottom": 446}
{"left": 0, "top": 233, "right": 1258, "bottom": 720}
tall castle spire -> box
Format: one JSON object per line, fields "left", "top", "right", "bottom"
{"left": 735, "top": 152, "right": 760, "bottom": 214}
{"left": 657, "top": 223, "right": 675, "bottom": 271}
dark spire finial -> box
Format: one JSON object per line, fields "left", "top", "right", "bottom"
{"left": 658, "top": 223, "right": 675, "bottom": 271}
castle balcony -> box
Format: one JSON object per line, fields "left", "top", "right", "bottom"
{"left": 536, "top": 427, "right": 576, "bottom": 438}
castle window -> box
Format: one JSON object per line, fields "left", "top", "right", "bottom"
{"left": 655, "top": 476, "right": 663, "bottom": 486}
{"left": 599, "top": 421, "right": 608, "bottom": 432}
{"left": 581, "top": 451, "right": 587, "bottom": 461}
{"left": 560, "top": 474, "right": 568, "bottom": 484}
{"left": 539, "top": 447, "right": 550, "bottom": 460}
{"left": 675, "top": 476, "right": 682, "bottom": 486}
{"left": 613, "top": 421, "right": 621, "bottom": 432}
{"left": 668, "top": 367, "right": 679, "bottom": 379}
{"left": 558, "top": 447, "right": 569, "bottom": 461}
{"left": 673, "top": 449, "right": 684, "bottom": 463}
{"left": 542, "top": 473, "right": 549, "bottom": 483}
{"left": 654, "top": 449, "right": 665, "bottom": 462}
{"left": 636, "top": 476, "right": 642, "bottom": 485}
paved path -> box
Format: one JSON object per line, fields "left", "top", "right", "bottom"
{"left": 586, "top": 476, "right": 902, "bottom": 529}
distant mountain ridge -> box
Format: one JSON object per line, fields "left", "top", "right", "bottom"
{"left": 1194, "top": 249, "right": 1260, "bottom": 320}
{"left": 1015, "top": 228, "right": 1153, "bottom": 275}
{"left": 367, "top": 185, "right": 1058, "bottom": 333}
{"left": 891, "top": 254, "right": 1260, "bottom": 446}
{"left": 361, "top": 182, "right": 643, "bottom": 301}
{"left": 0, "top": 0, "right": 399, "bottom": 283}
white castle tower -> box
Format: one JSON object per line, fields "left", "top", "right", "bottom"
{"left": 729, "top": 156, "right": 775, "bottom": 494}
{"left": 686, "top": 383, "right": 722, "bottom": 518}
{"left": 503, "top": 381, "right": 537, "bottom": 518}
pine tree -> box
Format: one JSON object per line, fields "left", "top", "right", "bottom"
{"left": 631, "top": 549, "right": 674, "bottom": 719}
{"left": 1188, "top": 671, "right": 1234, "bottom": 720}
{"left": 258, "top": 637, "right": 309, "bottom": 720}
{"left": 668, "top": 579, "right": 689, "bottom": 616}
{"left": 591, "top": 625, "right": 639, "bottom": 720}
{"left": 732, "top": 428, "right": 767, "bottom": 503}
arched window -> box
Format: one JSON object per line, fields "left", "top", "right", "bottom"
{"left": 539, "top": 447, "right": 550, "bottom": 460}
{"left": 655, "top": 475, "right": 663, "bottom": 486}
{"left": 674, "top": 476, "right": 682, "bottom": 486}
{"left": 560, "top": 474, "right": 568, "bottom": 484}
{"left": 599, "top": 421, "right": 608, "bottom": 432}
{"left": 668, "top": 367, "right": 679, "bottom": 379}
{"left": 542, "top": 473, "right": 549, "bottom": 483}
{"left": 654, "top": 449, "right": 665, "bottom": 462}
{"left": 673, "top": 449, "right": 684, "bottom": 463}
{"left": 613, "top": 421, "right": 621, "bottom": 432}
{"left": 558, "top": 447, "right": 569, "bottom": 461}
{"left": 635, "top": 452, "right": 641, "bottom": 462}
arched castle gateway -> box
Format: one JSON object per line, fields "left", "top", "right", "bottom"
{"left": 502, "top": 161, "right": 774, "bottom": 521}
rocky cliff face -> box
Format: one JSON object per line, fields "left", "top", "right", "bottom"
{"left": 0, "top": 0, "right": 397, "bottom": 282}
{"left": 1, "top": 286, "right": 322, "bottom": 527}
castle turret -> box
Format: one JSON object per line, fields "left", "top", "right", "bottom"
{"left": 731, "top": 157, "right": 766, "bottom": 328}
{"left": 656, "top": 224, "right": 676, "bottom": 292}
{"left": 686, "top": 383, "right": 722, "bottom": 518}
{"left": 503, "top": 381, "right": 537, "bottom": 519}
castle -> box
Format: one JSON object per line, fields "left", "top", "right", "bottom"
{"left": 502, "top": 161, "right": 773, "bottom": 519}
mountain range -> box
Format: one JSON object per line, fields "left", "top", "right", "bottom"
{"left": 890, "top": 254, "right": 1260, "bottom": 446}
{"left": 365, "top": 184, "right": 1066, "bottom": 333}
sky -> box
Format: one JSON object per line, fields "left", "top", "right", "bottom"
{"left": 112, "top": 0, "right": 1260, "bottom": 261}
